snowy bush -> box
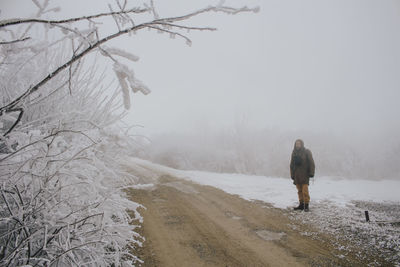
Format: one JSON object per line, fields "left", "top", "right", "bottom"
{"left": 0, "top": 0, "right": 258, "bottom": 265}
{"left": 0, "top": 39, "right": 144, "bottom": 266}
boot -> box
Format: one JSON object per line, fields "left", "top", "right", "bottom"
{"left": 304, "top": 203, "right": 309, "bottom": 212}
{"left": 294, "top": 202, "right": 304, "bottom": 211}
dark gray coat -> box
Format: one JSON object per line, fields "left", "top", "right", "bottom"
{"left": 290, "top": 139, "right": 315, "bottom": 185}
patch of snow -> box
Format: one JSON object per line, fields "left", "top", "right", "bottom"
{"left": 131, "top": 183, "right": 155, "bottom": 190}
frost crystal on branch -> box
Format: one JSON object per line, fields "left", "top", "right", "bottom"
{"left": 102, "top": 46, "right": 139, "bottom": 62}
{"left": 114, "top": 63, "right": 132, "bottom": 110}
{"left": 113, "top": 62, "right": 150, "bottom": 110}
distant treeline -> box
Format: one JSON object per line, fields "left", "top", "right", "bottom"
{"left": 134, "top": 127, "right": 400, "bottom": 180}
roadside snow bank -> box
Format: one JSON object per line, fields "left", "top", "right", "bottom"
{"left": 128, "top": 157, "right": 400, "bottom": 208}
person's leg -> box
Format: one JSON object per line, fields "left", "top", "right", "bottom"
{"left": 294, "top": 184, "right": 304, "bottom": 210}
{"left": 302, "top": 184, "right": 310, "bottom": 203}
{"left": 296, "top": 184, "right": 304, "bottom": 203}
{"left": 302, "top": 184, "right": 310, "bottom": 211}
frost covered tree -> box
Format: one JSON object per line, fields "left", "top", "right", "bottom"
{"left": 0, "top": 0, "right": 258, "bottom": 266}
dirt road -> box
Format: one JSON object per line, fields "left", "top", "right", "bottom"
{"left": 127, "top": 175, "right": 373, "bottom": 267}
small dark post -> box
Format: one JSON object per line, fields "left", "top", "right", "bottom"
{"left": 365, "top": 211, "right": 370, "bottom": 222}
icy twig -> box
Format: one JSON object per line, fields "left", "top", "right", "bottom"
{"left": 0, "top": 8, "right": 149, "bottom": 28}
{"left": 0, "top": 37, "right": 31, "bottom": 45}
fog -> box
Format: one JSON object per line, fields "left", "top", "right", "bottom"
{"left": 128, "top": 0, "right": 400, "bottom": 180}
{"left": 2, "top": 0, "right": 400, "bottom": 179}
{"left": 127, "top": 0, "right": 400, "bottom": 180}
{"left": 125, "top": 0, "right": 400, "bottom": 138}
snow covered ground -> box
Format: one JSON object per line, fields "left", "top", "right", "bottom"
{"left": 128, "top": 157, "right": 400, "bottom": 265}
{"left": 128, "top": 157, "right": 400, "bottom": 209}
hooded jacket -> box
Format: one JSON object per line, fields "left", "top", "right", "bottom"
{"left": 290, "top": 139, "right": 315, "bottom": 185}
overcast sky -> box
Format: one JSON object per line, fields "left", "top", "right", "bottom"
{"left": 2, "top": 0, "right": 400, "bottom": 138}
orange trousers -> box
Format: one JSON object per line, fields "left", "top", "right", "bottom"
{"left": 296, "top": 184, "right": 310, "bottom": 204}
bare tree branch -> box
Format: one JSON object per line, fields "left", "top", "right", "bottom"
{"left": 147, "top": 25, "right": 193, "bottom": 45}
{"left": 0, "top": 8, "right": 149, "bottom": 28}
{"left": 3, "top": 108, "right": 24, "bottom": 137}
{"left": 0, "top": 37, "right": 31, "bottom": 45}
{"left": 155, "top": 5, "right": 259, "bottom": 24}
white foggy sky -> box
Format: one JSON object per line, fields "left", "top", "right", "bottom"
{"left": 2, "top": 0, "right": 400, "bottom": 137}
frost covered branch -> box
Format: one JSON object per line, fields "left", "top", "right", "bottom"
{"left": 154, "top": 5, "right": 259, "bottom": 24}
{"left": 0, "top": 8, "right": 149, "bottom": 29}
{"left": 0, "top": 37, "right": 31, "bottom": 45}
{"left": 0, "top": 129, "right": 96, "bottom": 163}
{"left": 0, "top": 2, "right": 259, "bottom": 117}
{"left": 0, "top": 1, "right": 258, "bottom": 265}
{"left": 3, "top": 108, "right": 23, "bottom": 137}
{"left": 0, "top": 22, "right": 147, "bottom": 115}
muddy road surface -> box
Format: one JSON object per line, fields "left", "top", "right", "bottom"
{"left": 127, "top": 175, "right": 379, "bottom": 267}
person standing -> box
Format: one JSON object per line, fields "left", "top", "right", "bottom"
{"left": 290, "top": 139, "right": 315, "bottom": 212}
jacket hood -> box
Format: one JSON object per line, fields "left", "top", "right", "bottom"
{"left": 294, "top": 139, "right": 305, "bottom": 150}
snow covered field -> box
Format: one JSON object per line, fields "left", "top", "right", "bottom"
{"left": 129, "top": 157, "right": 400, "bottom": 265}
